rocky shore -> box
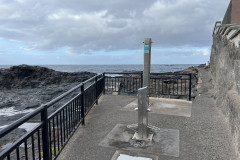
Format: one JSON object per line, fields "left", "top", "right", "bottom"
{"left": 0, "top": 65, "right": 96, "bottom": 127}
{"left": 0, "top": 65, "right": 97, "bottom": 152}
{"left": 0, "top": 65, "right": 96, "bottom": 90}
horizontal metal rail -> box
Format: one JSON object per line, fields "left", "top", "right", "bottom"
{"left": 105, "top": 71, "right": 192, "bottom": 76}
{"left": 104, "top": 72, "right": 142, "bottom": 74}
{"left": 151, "top": 72, "right": 192, "bottom": 76}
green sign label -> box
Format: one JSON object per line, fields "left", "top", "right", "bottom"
{"left": 144, "top": 44, "right": 150, "bottom": 53}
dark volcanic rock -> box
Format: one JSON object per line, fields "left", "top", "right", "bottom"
{"left": 0, "top": 65, "right": 96, "bottom": 89}
{"left": 24, "top": 102, "right": 41, "bottom": 109}
{"left": 0, "top": 101, "right": 17, "bottom": 109}
{"left": 198, "top": 64, "right": 206, "bottom": 68}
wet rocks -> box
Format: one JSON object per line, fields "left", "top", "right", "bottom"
{"left": 24, "top": 102, "right": 41, "bottom": 109}
{"left": 0, "top": 65, "right": 96, "bottom": 131}
{"left": 0, "top": 101, "right": 17, "bottom": 109}
{"left": 0, "top": 65, "right": 96, "bottom": 90}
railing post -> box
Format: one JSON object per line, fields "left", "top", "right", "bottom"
{"left": 189, "top": 74, "right": 192, "bottom": 101}
{"left": 95, "top": 77, "right": 98, "bottom": 105}
{"left": 41, "top": 107, "right": 49, "bottom": 160}
{"left": 81, "top": 84, "right": 85, "bottom": 125}
{"left": 103, "top": 73, "right": 106, "bottom": 95}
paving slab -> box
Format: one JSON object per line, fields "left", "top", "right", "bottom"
{"left": 122, "top": 97, "right": 192, "bottom": 117}
{"left": 99, "top": 124, "right": 179, "bottom": 157}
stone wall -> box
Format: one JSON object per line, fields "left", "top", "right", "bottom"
{"left": 210, "top": 23, "right": 240, "bottom": 157}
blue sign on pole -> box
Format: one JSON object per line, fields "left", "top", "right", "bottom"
{"left": 144, "top": 44, "right": 150, "bottom": 54}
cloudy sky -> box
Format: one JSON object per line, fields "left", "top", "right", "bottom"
{"left": 0, "top": 0, "right": 229, "bottom": 65}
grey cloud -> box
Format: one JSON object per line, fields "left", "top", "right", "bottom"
{"left": 0, "top": 0, "right": 229, "bottom": 54}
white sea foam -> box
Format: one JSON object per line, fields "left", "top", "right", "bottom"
{"left": 0, "top": 122, "right": 40, "bottom": 132}
{"left": 0, "top": 124, "right": 9, "bottom": 129}
{"left": 0, "top": 107, "right": 35, "bottom": 117}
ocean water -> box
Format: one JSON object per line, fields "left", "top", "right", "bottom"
{"left": 0, "top": 64, "right": 199, "bottom": 74}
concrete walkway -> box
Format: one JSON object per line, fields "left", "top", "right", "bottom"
{"left": 57, "top": 69, "right": 237, "bottom": 160}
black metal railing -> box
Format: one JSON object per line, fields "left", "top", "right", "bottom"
{"left": 104, "top": 72, "right": 192, "bottom": 100}
{"left": 0, "top": 71, "right": 192, "bottom": 160}
{"left": 104, "top": 72, "right": 142, "bottom": 94}
{"left": 0, "top": 74, "right": 104, "bottom": 160}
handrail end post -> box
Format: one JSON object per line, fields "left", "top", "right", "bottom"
{"left": 103, "top": 73, "right": 106, "bottom": 95}
{"left": 189, "top": 74, "right": 192, "bottom": 101}
{"left": 81, "top": 85, "right": 85, "bottom": 125}
{"left": 95, "top": 77, "right": 98, "bottom": 105}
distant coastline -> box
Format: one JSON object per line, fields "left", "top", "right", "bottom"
{"left": 0, "top": 64, "right": 199, "bottom": 74}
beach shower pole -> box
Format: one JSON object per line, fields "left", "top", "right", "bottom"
{"left": 138, "top": 87, "right": 148, "bottom": 139}
{"left": 129, "top": 38, "right": 159, "bottom": 141}
{"left": 143, "top": 38, "right": 152, "bottom": 104}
